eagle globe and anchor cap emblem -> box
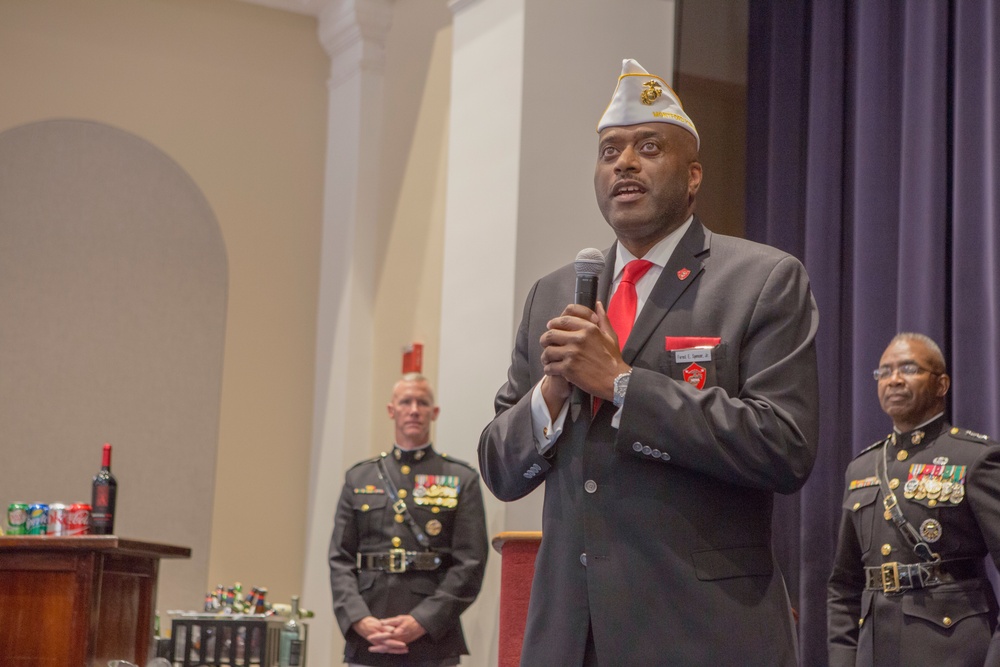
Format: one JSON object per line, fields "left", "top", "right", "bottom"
{"left": 640, "top": 79, "right": 663, "bottom": 105}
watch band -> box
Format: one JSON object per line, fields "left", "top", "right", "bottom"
{"left": 613, "top": 371, "right": 631, "bottom": 408}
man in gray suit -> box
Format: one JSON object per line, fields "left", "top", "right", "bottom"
{"left": 478, "top": 59, "right": 820, "bottom": 665}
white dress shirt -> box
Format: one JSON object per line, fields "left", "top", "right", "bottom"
{"left": 530, "top": 216, "right": 695, "bottom": 453}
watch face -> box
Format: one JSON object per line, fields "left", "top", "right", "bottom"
{"left": 614, "top": 372, "right": 630, "bottom": 407}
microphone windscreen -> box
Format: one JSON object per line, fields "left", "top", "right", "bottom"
{"left": 574, "top": 248, "right": 605, "bottom": 277}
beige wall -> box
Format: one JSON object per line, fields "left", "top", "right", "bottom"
{"left": 0, "top": 0, "right": 327, "bottom": 610}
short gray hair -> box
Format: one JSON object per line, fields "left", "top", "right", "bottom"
{"left": 889, "top": 332, "right": 946, "bottom": 372}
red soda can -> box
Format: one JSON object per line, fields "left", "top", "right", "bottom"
{"left": 67, "top": 503, "right": 92, "bottom": 536}
{"left": 26, "top": 504, "right": 49, "bottom": 535}
{"left": 48, "top": 503, "right": 70, "bottom": 536}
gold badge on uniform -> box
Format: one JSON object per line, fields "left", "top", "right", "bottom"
{"left": 911, "top": 430, "right": 925, "bottom": 445}
{"left": 425, "top": 519, "right": 443, "bottom": 536}
{"left": 640, "top": 80, "right": 663, "bottom": 105}
{"left": 920, "top": 518, "right": 942, "bottom": 543}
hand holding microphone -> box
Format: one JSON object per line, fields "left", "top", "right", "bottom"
{"left": 569, "top": 248, "right": 605, "bottom": 420}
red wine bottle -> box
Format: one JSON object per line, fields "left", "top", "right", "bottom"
{"left": 91, "top": 443, "right": 118, "bottom": 535}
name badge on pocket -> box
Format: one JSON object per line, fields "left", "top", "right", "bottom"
{"left": 674, "top": 348, "right": 712, "bottom": 363}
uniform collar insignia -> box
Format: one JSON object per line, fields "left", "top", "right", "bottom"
{"left": 392, "top": 444, "right": 433, "bottom": 464}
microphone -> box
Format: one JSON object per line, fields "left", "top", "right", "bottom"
{"left": 570, "top": 248, "right": 605, "bottom": 420}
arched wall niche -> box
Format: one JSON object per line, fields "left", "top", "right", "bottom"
{"left": 0, "top": 118, "right": 227, "bottom": 613}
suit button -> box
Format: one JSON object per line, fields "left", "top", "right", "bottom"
{"left": 660, "top": 451, "right": 671, "bottom": 461}
{"left": 881, "top": 544, "right": 891, "bottom": 556}
{"left": 632, "top": 442, "right": 643, "bottom": 452}
{"left": 943, "top": 617, "right": 952, "bottom": 626}
{"left": 584, "top": 480, "right": 597, "bottom": 494}
{"left": 642, "top": 446, "right": 652, "bottom": 455}
{"left": 580, "top": 553, "right": 587, "bottom": 567}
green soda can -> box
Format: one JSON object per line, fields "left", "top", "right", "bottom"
{"left": 26, "top": 504, "right": 48, "bottom": 535}
{"left": 6, "top": 503, "right": 29, "bottom": 535}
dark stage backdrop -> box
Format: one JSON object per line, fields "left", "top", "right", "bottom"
{"left": 747, "top": 1, "right": 1000, "bottom": 664}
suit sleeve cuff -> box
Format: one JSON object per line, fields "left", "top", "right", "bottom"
{"left": 531, "top": 381, "right": 568, "bottom": 455}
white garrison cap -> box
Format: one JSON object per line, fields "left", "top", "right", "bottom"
{"left": 597, "top": 58, "right": 699, "bottom": 149}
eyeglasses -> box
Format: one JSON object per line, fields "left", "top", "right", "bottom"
{"left": 872, "top": 362, "right": 941, "bottom": 381}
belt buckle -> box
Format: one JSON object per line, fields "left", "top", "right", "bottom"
{"left": 881, "top": 562, "right": 900, "bottom": 593}
{"left": 388, "top": 548, "right": 407, "bottom": 573}
{"left": 393, "top": 499, "right": 407, "bottom": 515}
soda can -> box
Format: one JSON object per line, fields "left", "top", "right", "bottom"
{"left": 67, "top": 503, "right": 92, "bottom": 536}
{"left": 6, "top": 503, "right": 29, "bottom": 535}
{"left": 48, "top": 503, "right": 70, "bottom": 536}
{"left": 26, "top": 503, "right": 49, "bottom": 535}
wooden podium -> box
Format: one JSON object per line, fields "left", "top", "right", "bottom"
{"left": 0, "top": 535, "right": 191, "bottom": 667}
{"left": 492, "top": 531, "right": 542, "bottom": 667}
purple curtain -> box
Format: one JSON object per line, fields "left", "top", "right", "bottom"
{"left": 747, "top": 1, "right": 1000, "bottom": 664}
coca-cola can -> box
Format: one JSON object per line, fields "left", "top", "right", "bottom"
{"left": 48, "top": 503, "right": 70, "bottom": 536}
{"left": 66, "top": 503, "right": 92, "bottom": 536}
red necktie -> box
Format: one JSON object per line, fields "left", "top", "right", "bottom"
{"left": 607, "top": 260, "right": 654, "bottom": 350}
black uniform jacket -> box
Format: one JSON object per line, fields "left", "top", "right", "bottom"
{"left": 329, "top": 445, "right": 488, "bottom": 666}
{"left": 479, "top": 220, "right": 820, "bottom": 666}
{"left": 828, "top": 417, "right": 1000, "bottom": 666}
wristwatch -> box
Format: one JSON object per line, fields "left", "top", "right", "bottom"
{"left": 612, "top": 371, "right": 632, "bottom": 408}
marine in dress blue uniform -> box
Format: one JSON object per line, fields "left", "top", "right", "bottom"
{"left": 329, "top": 375, "right": 488, "bottom": 666}
{"left": 828, "top": 334, "right": 1000, "bottom": 666}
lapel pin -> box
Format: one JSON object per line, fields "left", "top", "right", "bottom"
{"left": 677, "top": 268, "right": 691, "bottom": 280}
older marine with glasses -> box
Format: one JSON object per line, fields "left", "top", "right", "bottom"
{"left": 829, "top": 332, "right": 1000, "bottom": 666}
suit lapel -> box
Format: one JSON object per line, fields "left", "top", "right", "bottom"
{"left": 621, "top": 221, "right": 711, "bottom": 364}
{"left": 599, "top": 244, "right": 617, "bottom": 307}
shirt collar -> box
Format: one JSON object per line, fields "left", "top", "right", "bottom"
{"left": 893, "top": 412, "right": 945, "bottom": 434}
{"left": 614, "top": 215, "right": 694, "bottom": 279}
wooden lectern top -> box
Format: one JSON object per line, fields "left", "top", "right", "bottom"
{"left": 491, "top": 531, "right": 542, "bottom": 554}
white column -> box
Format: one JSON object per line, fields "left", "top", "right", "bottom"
{"left": 437, "top": 0, "right": 525, "bottom": 656}
{"left": 437, "top": 1, "right": 677, "bottom": 664}
{"left": 301, "top": 1, "right": 393, "bottom": 666}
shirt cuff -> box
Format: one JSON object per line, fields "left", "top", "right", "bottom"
{"left": 530, "top": 381, "right": 568, "bottom": 455}
{"left": 611, "top": 404, "right": 623, "bottom": 429}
